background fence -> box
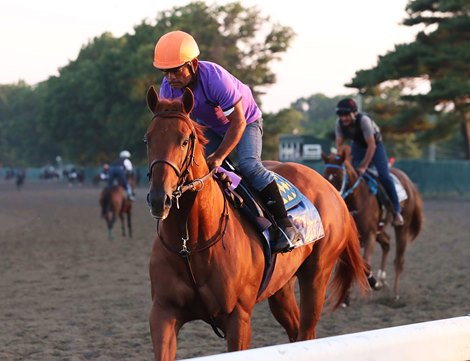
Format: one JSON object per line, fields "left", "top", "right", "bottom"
{"left": 1, "top": 160, "right": 470, "bottom": 195}
{"left": 179, "top": 316, "right": 470, "bottom": 361}
{"left": 306, "top": 159, "right": 470, "bottom": 195}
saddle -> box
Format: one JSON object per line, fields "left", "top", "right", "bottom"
{"left": 217, "top": 159, "right": 325, "bottom": 297}
{"left": 363, "top": 167, "right": 408, "bottom": 225}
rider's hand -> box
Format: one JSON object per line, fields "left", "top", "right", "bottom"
{"left": 357, "top": 165, "right": 367, "bottom": 176}
{"left": 206, "top": 153, "right": 223, "bottom": 170}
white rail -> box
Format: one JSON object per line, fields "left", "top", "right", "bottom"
{"left": 179, "top": 315, "right": 470, "bottom": 361}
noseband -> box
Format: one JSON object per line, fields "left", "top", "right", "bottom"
{"left": 324, "top": 163, "right": 363, "bottom": 199}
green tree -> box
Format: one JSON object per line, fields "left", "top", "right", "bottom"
{"left": 291, "top": 94, "right": 351, "bottom": 141}
{"left": 35, "top": 1, "right": 295, "bottom": 165}
{"left": 348, "top": 0, "right": 470, "bottom": 158}
{"left": 0, "top": 82, "right": 57, "bottom": 166}
{"left": 262, "top": 108, "right": 303, "bottom": 159}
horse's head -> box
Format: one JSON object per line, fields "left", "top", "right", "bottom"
{"left": 145, "top": 86, "right": 208, "bottom": 219}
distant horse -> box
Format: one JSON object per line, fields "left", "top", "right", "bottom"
{"left": 99, "top": 173, "right": 135, "bottom": 240}
{"left": 145, "top": 86, "right": 369, "bottom": 361}
{"left": 322, "top": 146, "right": 423, "bottom": 300}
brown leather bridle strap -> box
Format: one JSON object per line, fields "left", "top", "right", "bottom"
{"left": 148, "top": 159, "right": 181, "bottom": 178}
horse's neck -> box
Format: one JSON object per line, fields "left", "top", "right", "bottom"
{"left": 345, "top": 163, "right": 370, "bottom": 205}
{"left": 165, "top": 176, "right": 226, "bottom": 246}
{"left": 191, "top": 178, "right": 225, "bottom": 221}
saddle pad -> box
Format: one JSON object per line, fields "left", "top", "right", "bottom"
{"left": 273, "top": 173, "right": 302, "bottom": 211}
{"left": 273, "top": 173, "right": 325, "bottom": 247}
{"left": 391, "top": 173, "right": 408, "bottom": 202}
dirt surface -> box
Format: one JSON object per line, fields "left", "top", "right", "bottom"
{"left": 1, "top": 181, "right": 469, "bottom": 360}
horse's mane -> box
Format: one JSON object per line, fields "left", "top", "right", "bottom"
{"left": 337, "top": 145, "right": 357, "bottom": 178}
{"left": 338, "top": 145, "right": 352, "bottom": 164}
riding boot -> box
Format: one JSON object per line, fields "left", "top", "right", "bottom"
{"left": 259, "top": 180, "right": 302, "bottom": 253}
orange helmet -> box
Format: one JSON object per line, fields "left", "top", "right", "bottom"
{"left": 153, "top": 31, "right": 200, "bottom": 69}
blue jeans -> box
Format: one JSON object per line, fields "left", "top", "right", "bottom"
{"left": 202, "top": 119, "right": 274, "bottom": 191}
{"left": 351, "top": 142, "right": 401, "bottom": 213}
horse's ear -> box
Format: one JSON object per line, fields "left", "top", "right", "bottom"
{"left": 181, "top": 88, "right": 194, "bottom": 114}
{"left": 146, "top": 85, "right": 159, "bottom": 114}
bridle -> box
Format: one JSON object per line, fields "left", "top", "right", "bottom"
{"left": 324, "top": 162, "right": 363, "bottom": 199}
{"left": 146, "top": 111, "right": 217, "bottom": 208}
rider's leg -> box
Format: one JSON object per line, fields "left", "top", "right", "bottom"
{"left": 372, "top": 143, "right": 403, "bottom": 226}
{"left": 107, "top": 168, "right": 116, "bottom": 187}
{"left": 238, "top": 120, "right": 301, "bottom": 253}
{"left": 119, "top": 170, "right": 134, "bottom": 201}
{"left": 351, "top": 143, "right": 366, "bottom": 168}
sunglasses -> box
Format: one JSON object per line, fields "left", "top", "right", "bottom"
{"left": 161, "top": 63, "right": 188, "bottom": 75}
{"left": 336, "top": 110, "right": 351, "bottom": 116}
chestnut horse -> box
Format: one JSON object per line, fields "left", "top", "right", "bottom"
{"left": 145, "top": 86, "right": 368, "bottom": 361}
{"left": 322, "top": 146, "right": 423, "bottom": 300}
{"left": 99, "top": 173, "right": 135, "bottom": 240}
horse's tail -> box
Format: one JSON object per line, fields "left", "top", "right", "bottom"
{"left": 408, "top": 182, "right": 424, "bottom": 243}
{"left": 330, "top": 214, "right": 369, "bottom": 310}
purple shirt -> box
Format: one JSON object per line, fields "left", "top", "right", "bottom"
{"left": 159, "top": 61, "right": 262, "bottom": 135}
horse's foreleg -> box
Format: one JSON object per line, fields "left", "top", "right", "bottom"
{"left": 376, "top": 231, "right": 391, "bottom": 286}
{"left": 362, "top": 232, "right": 382, "bottom": 290}
{"left": 268, "top": 277, "right": 299, "bottom": 342}
{"left": 105, "top": 214, "right": 114, "bottom": 240}
{"left": 119, "top": 213, "right": 126, "bottom": 237}
{"left": 149, "top": 304, "right": 180, "bottom": 361}
{"left": 225, "top": 306, "right": 252, "bottom": 352}
{"left": 127, "top": 211, "right": 132, "bottom": 238}
{"left": 393, "top": 227, "right": 408, "bottom": 299}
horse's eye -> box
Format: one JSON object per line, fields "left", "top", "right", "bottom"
{"left": 182, "top": 138, "right": 189, "bottom": 147}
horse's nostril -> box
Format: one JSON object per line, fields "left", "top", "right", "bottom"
{"left": 147, "top": 189, "right": 172, "bottom": 214}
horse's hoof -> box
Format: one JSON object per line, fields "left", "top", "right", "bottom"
{"left": 368, "top": 275, "right": 383, "bottom": 290}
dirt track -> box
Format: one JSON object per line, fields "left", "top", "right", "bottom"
{"left": 0, "top": 181, "right": 469, "bottom": 360}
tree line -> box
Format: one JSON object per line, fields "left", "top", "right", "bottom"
{"left": 0, "top": 0, "right": 468, "bottom": 168}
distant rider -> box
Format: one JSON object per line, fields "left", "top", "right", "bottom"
{"left": 100, "top": 164, "right": 110, "bottom": 181}
{"left": 108, "top": 150, "right": 135, "bottom": 201}
{"left": 335, "top": 98, "right": 404, "bottom": 226}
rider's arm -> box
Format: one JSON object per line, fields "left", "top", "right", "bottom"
{"left": 123, "top": 159, "right": 133, "bottom": 172}
{"left": 206, "top": 100, "right": 246, "bottom": 170}
{"left": 358, "top": 135, "right": 376, "bottom": 173}
{"left": 335, "top": 120, "right": 345, "bottom": 151}
{"left": 336, "top": 135, "right": 345, "bottom": 151}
